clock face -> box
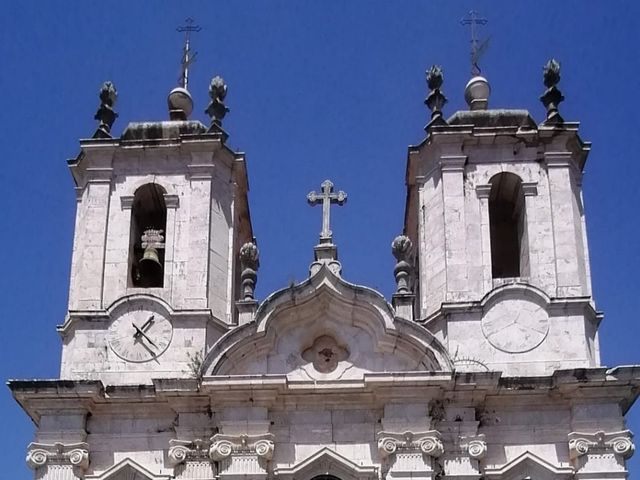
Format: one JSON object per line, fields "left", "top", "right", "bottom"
{"left": 481, "top": 299, "right": 549, "bottom": 353}
{"left": 107, "top": 306, "right": 173, "bottom": 363}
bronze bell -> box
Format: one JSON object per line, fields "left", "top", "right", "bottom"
{"left": 138, "top": 229, "right": 165, "bottom": 287}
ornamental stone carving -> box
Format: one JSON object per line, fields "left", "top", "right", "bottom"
{"left": 26, "top": 442, "right": 90, "bottom": 470}
{"left": 168, "top": 438, "right": 212, "bottom": 466}
{"left": 209, "top": 433, "right": 275, "bottom": 461}
{"left": 377, "top": 431, "right": 444, "bottom": 459}
{"left": 568, "top": 430, "right": 635, "bottom": 460}
{"left": 461, "top": 434, "right": 487, "bottom": 460}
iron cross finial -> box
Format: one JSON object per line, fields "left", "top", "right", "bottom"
{"left": 176, "top": 17, "right": 201, "bottom": 90}
{"left": 460, "top": 10, "right": 489, "bottom": 77}
{"left": 307, "top": 180, "right": 347, "bottom": 244}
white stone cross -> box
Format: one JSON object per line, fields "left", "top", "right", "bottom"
{"left": 307, "top": 179, "right": 347, "bottom": 244}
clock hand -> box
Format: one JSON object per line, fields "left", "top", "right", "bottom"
{"left": 133, "top": 316, "right": 155, "bottom": 339}
{"left": 132, "top": 323, "right": 158, "bottom": 348}
{"left": 140, "top": 315, "right": 155, "bottom": 332}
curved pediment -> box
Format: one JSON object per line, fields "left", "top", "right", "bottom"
{"left": 201, "top": 265, "right": 452, "bottom": 379}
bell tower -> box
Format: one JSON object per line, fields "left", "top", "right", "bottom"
{"left": 60, "top": 49, "right": 253, "bottom": 383}
{"left": 404, "top": 62, "right": 599, "bottom": 376}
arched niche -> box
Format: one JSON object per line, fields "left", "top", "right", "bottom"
{"left": 129, "top": 183, "right": 167, "bottom": 288}
{"left": 488, "top": 172, "right": 528, "bottom": 279}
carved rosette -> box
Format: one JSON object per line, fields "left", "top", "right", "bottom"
{"left": 209, "top": 433, "right": 275, "bottom": 461}
{"left": 377, "top": 431, "right": 443, "bottom": 459}
{"left": 568, "top": 430, "right": 635, "bottom": 461}
{"left": 168, "top": 438, "right": 212, "bottom": 466}
{"left": 26, "top": 442, "right": 90, "bottom": 471}
{"left": 461, "top": 434, "right": 487, "bottom": 460}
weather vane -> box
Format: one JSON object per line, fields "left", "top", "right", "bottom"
{"left": 460, "top": 10, "right": 489, "bottom": 77}
{"left": 176, "top": 17, "right": 201, "bottom": 90}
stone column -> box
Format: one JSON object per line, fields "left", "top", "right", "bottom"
{"left": 209, "top": 433, "right": 275, "bottom": 480}
{"left": 568, "top": 430, "right": 634, "bottom": 480}
{"left": 377, "top": 431, "right": 444, "bottom": 480}
{"left": 26, "top": 442, "right": 89, "bottom": 480}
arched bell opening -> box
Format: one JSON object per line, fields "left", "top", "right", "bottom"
{"left": 489, "top": 172, "right": 529, "bottom": 279}
{"left": 128, "top": 183, "right": 167, "bottom": 288}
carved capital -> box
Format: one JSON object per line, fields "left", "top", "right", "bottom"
{"left": 209, "top": 433, "right": 275, "bottom": 462}
{"left": 568, "top": 430, "right": 635, "bottom": 460}
{"left": 461, "top": 434, "right": 487, "bottom": 460}
{"left": 377, "top": 431, "right": 443, "bottom": 459}
{"left": 168, "top": 438, "right": 212, "bottom": 466}
{"left": 26, "top": 442, "right": 90, "bottom": 470}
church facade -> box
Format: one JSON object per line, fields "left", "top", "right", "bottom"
{"left": 9, "top": 59, "right": 640, "bottom": 480}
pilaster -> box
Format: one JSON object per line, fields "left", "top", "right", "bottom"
{"left": 26, "top": 442, "right": 89, "bottom": 480}
{"left": 377, "top": 431, "right": 443, "bottom": 480}
{"left": 568, "top": 430, "right": 634, "bottom": 480}
{"left": 169, "top": 439, "right": 216, "bottom": 480}
{"left": 209, "top": 433, "right": 275, "bottom": 480}
{"left": 545, "top": 151, "right": 585, "bottom": 297}
{"left": 440, "top": 155, "right": 468, "bottom": 298}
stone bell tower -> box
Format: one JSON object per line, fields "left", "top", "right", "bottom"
{"left": 404, "top": 62, "right": 598, "bottom": 376}
{"left": 59, "top": 53, "right": 253, "bottom": 383}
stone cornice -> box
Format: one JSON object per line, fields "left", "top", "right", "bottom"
{"left": 26, "top": 442, "right": 89, "bottom": 470}
{"left": 568, "top": 430, "right": 635, "bottom": 460}
{"left": 377, "top": 430, "right": 444, "bottom": 458}
{"left": 209, "top": 433, "right": 275, "bottom": 461}
{"left": 10, "top": 366, "right": 640, "bottom": 421}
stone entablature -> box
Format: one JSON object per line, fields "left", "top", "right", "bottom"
{"left": 10, "top": 369, "right": 640, "bottom": 480}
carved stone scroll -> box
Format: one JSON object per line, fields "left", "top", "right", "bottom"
{"left": 460, "top": 434, "right": 487, "bottom": 460}
{"left": 26, "top": 442, "right": 90, "bottom": 470}
{"left": 568, "top": 430, "right": 635, "bottom": 460}
{"left": 377, "top": 431, "right": 444, "bottom": 459}
{"left": 209, "top": 433, "right": 274, "bottom": 479}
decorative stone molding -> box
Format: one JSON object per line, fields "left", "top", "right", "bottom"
{"left": 164, "top": 194, "right": 180, "bottom": 209}
{"left": 460, "top": 434, "right": 487, "bottom": 460}
{"left": 26, "top": 442, "right": 90, "bottom": 470}
{"left": 568, "top": 430, "right": 635, "bottom": 460}
{"left": 377, "top": 431, "right": 444, "bottom": 459}
{"left": 475, "top": 184, "right": 492, "bottom": 199}
{"left": 521, "top": 182, "right": 538, "bottom": 196}
{"left": 120, "top": 195, "right": 134, "bottom": 209}
{"left": 209, "top": 433, "right": 274, "bottom": 461}
{"left": 168, "top": 438, "right": 212, "bottom": 466}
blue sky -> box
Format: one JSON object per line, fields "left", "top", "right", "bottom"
{"left": 2, "top": 1, "right": 640, "bottom": 478}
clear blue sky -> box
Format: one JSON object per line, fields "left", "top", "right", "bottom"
{"left": 2, "top": 1, "right": 640, "bottom": 478}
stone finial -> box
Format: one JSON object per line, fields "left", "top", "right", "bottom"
{"left": 392, "top": 235, "right": 413, "bottom": 294}
{"left": 93, "top": 81, "right": 118, "bottom": 138}
{"left": 424, "top": 65, "right": 448, "bottom": 130}
{"left": 205, "top": 75, "right": 230, "bottom": 133}
{"left": 540, "top": 59, "right": 564, "bottom": 125}
{"left": 239, "top": 241, "right": 259, "bottom": 301}
{"left": 464, "top": 75, "right": 490, "bottom": 110}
